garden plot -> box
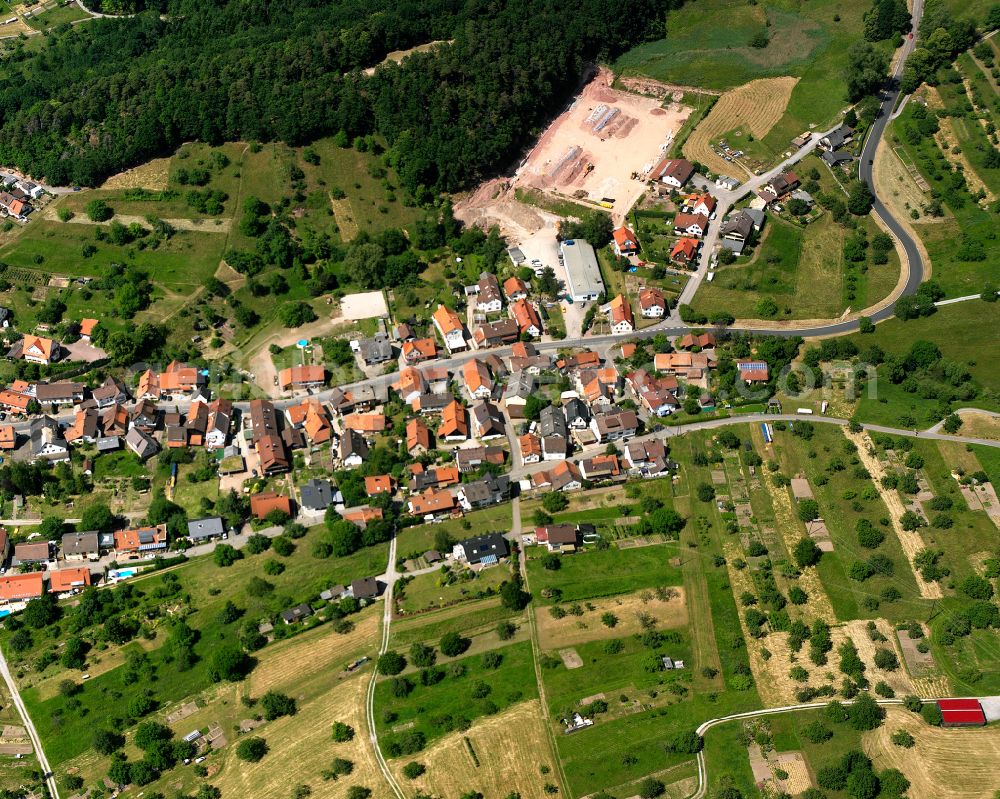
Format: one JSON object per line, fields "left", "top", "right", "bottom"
{"left": 895, "top": 624, "right": 937, "bottom": 677}
{"left": 843, "top": 430, "right": 942, "bottom": 599}
{"left": 559, "top": 648, "right": 584, "bottom": 669}
{"left": 514, "top": 66, "right": 691, "bottom": 219}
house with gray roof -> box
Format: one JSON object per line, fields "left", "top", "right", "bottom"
{"left": 187, "top": 517, "right": 225, "bottom": 542}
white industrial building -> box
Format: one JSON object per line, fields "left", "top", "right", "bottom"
{"left": 560, "top": 239, "right": 604, "bottom": 302}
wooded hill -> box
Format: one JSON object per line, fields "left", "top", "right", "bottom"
{"left": 0, "top": 0, "right": 669, "bottom": 190}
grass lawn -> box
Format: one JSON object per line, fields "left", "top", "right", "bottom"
{"left": 0, "top": 221, "right": 225, "bottom": 291}
{"left": 374, "top": 641, "right": 538, "bottom": 751}
{"left": 397, "top": 504, "right": 513, "bottom": 559}
{"left": 25, "top": 3, "right": 89, "bottom": 28}
{"left": 397, "top": 565, "right": 511, "bottom": 614}
{"left": 390, "top": 599, "right": 521, "bottom": 648}
{"left": 770, "top": 424, "right": 926, "bottom": 622}
{"left": 526, "top": 544, "right": 684, "bottom": 604}
{"left": 846, "top": 301, "right": 1000, "bottom": 426}
{"left": 171, "top": 461, "right": 221, "bottom": 517}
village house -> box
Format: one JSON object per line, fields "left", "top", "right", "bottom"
{"left": 535, "top": 524, "right": 579, "bottom": 552}
{"left": 463, "top": 359, "right": 494, "bottom": 400}
{"left": 651, "top": 157, "right": 694, "bottom": 188}
{"left": 49, "top": 567, "right": 92, "bottom": 595}
{"left": 62, "top": 531, "right": 101, "bottom": 561}
{"left": 682, "top": 192, "right": 716, "bottom": 217}
{"left": 92, "top": 375, "right": 129, "bottom": 408}
{"left": 758, "top": 171, "right": 800, "bottom": 203}
{"left": 605, "top": 294, "right": 634, "bottom": 334}
{"left": 676, "top": 332, "right": 716, "bottom": 350}
{"left": 432, "top": 304, "right": 467, "bottom": 353}
{"left": 279, "top": 365, "right": 326, "bottom": 392}
{"left": 475, "top": 272, "right": 504, "bottom": 313}
{"left": 13, "top": 541, "right": 50, "bottom": 566}
{"left": 343, "top": 412, "right": 387, "bottom": 434}
{"left": 11, "top": 335, "right": 57, "bottom": 365}
{"left": 35, "top": 381, "right": 85, "bottom": 408}
{"left": 736, "top": 360, "right": 770, "bottom": 383}
{"left": 205, "top": 398, "right": 233, "bottom": 449}
{"left": 300, "top": 478, "right": 336, "bottom": 512}
{"left": 539, "top": 404, "right": 569, "bottom": 461}
{"left": 409, "top": 464, "right": 460, "bottom": 491}
{"left": 473, "top": 318, "right": 520, "bottom": 348}
{"left": 29, "top": 416, "right": 69, "bottom": 463}
{"left": 185, "top": 401, "right": 209, "bottom": 447}
{"left": 579, "top": 453, "right": 621, "bottom": 481}
{"left": 113, "top": 525, "right": 168, "bottom": 556}
{"left": 401, "top": 337, "right": 438, "bottom": 365}
{"left": 457, "top": 473, "right": 511, "bottom": 511}
{"left": 250, "top": 491, "right": 294, "bottom": 520}
{"left": 406, "top": 417, "right": 432, "bottom": 456}
{"left": 358, "top": 333, "right": 393, "bottom": 366}
{"left": 502, "top": 371, "right": 534, "bottom": 417}
{"left": 408, "top": 488, "right": 457, "bottom": 520}
{"left": 125, "top": 427, "right": 159, "bottom": 461}
{"left": 0, "top": 425, "right": 15, "bottom": 450}
{"left": 612, "top": 225, "right": 639, "bottom": 257}
{"left": 510, "top": 298, "right": 542, "bottom": 338}
{"left": 64, "top": 408, "right": 98, "bottom": 445}
{"left": 452, "top": 533, "right": 509, "bottom": 566}
{"left": 79, "top": 318, "right": 98, "bottom": 341}
{"left": 673, "top": 213, "right": 708, "bottom": 238}
{"left": 639, "top": 287, "right": 666, "bottom": 318}
{"left": 820, "top": 124, "right": 853, "bottom": 151}
{"left": 531, "top": 459, "right": 583, "bottom": 492}
{"left": 472, "top": 401, "right": 506, "bottom": 440}
{"left": 187, "top": 517, "right": 226, "bottom": 543}
{"left": 160, "top": 360, "right": 205, "bottom": 396}
{"left": 438, "top": 399, "right": 469, "bottom": 442}
{"left": 130, "top": 399, "right": 159, "bottom": 432}
{"left": 250, "top": 399, "right": 290, "bottom": 474}
{"left": 519, "top": 432, "right": 542, "bottom": 464}
{"left": 339, "top": 429, "right": 369, "bottom": 468}
{"left": 455, "top": 445, "right": 505, "bottom": 473}
{"left": 364, "top": 475, "right": 394, "bottom": 497}
{"left": 562, "top": 397, "right": 590, "bottom": 430}
{"left": 624, "top": 439, "right": 670, "bottom": 475}
{"left": 590, "top": 408, "right": 638, "bottom": 443}
{"left": 670, "top": 237, "right": 699, "bottom": 266}
{"left": 503, "top": 276, "right": 529, "bottom": 301}
{"left": 0, "top": 572, "right": 44, "bottom": 603}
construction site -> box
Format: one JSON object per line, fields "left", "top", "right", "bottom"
{"left": 514, "top": 68, "right": 692, "bottom": 221}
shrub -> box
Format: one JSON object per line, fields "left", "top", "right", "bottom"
{"left": 891, "top": 729, "right": 914, "bottom": 748}
{"left": 402, "top": 762, "right": 426, "bottom": 779}
{"left": 332, "top": 722, "right": 355, "bottom": 742}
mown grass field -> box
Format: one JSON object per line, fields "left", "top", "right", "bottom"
{"left": 693, "top": 211, "right": 899, "bottom": 320}
{"left": 374, "top": 641, "right": 538, "bottom": 753}
{"left": 526, "top": 545, "right": 684, "bottom": 604}
{"left": 845, "top": 301, "right": 1000, "bottom": 427}
{"left": 615, "top": 0, "right": 891, "bottom": 152}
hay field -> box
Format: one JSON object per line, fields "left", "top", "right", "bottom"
{"left": 864, "top": 707, "right": 1000, "bottom": 799}
{"left": 249, "top": 606, "right": 381, "bottom": 694}
{"left": 389, "top": 700, "right": 557, "bottom": 799}
{"left": 535, "top": 588, "right": 688, "bottom": 650}
{"left": 955, "top": 411, "right": 1000, "bottom": 441}
{"left": 99, "top": 157, "right": 171, "bottom": 191}
{"left": 213, "top": 677, "right": 390, "bottom": 799}
{"left": 683, "top": 77, "right": 798, "bottom": 175}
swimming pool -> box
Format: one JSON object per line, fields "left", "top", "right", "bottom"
{"left": 109, "top": 568, "right": 137, "bottom": 581}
